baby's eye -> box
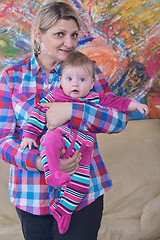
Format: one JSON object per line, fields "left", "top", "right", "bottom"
{"left": 80, "top": 78, "right": 85, "bottom": 82}
{"left": 67, "top": 77, "right": 72, "bottom": 81}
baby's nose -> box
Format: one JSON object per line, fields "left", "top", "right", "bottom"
{"left": 72, "top": 80, "right": 78, "bottom": 86}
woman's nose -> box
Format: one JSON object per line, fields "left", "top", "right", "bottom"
{"left": 64, "top": 36, "right": 74, "bottom": 48}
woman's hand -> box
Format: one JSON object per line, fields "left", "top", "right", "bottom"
{"left": 60, "top": 150, "right": 81, "bottom": 175}
{"left": 40, "top": 102, "right": 72, "bottom": 131}
{"left": 36, "top": 150, "right": 81, "bottom": 175}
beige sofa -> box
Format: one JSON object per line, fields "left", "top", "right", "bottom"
{"left": 98, "top": 119, "right": 160, "bottom": 240}
{"left": 0, "top": 119, "right": 160, "bottom": 240}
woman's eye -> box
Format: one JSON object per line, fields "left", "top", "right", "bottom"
{"left": 56, "top": 32, "right": 64, "bottom": 37}
{"left": 72, "top": 32, "right": 79, "bottom": 39}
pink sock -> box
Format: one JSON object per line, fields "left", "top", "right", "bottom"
{"left": 45, "top": 168, "right": 71, "bottom": 187}
{"left": 51, "top": 204, "right": 71, "bottom": 234}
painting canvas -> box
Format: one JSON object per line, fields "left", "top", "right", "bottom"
{"left": 0, "top": 0, "right": 159, "bottom": 119}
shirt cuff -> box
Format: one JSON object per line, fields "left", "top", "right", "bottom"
{"left": 25, "top": 149, "right": 39, "bottom": 172}
{"left": 69, "top": 102, "right": 84, "bottom": 129}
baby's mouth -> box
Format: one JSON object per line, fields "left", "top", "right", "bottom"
{"left": 72, "top": 89, "right": 79, "bottom": 93}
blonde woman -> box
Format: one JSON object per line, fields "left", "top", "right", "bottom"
{"left": 0, "top": 2, "right": 130, "bottom": 239}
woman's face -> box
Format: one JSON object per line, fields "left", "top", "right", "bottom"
{"left": 37, "top": 19, "right": 79, "bottom": 64}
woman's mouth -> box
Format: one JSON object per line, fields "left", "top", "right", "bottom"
{"left": 59, "top": 49, "right": 72, "bottom": 53}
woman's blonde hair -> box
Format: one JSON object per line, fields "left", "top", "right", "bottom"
{"left": 61, "top": 51, "right": 95, "bottom": 79}
{"left": 31, "top": 1, "right": 81, "bottom": 56}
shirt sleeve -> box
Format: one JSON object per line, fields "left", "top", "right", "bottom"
{"left": 99, "top": 92, "right": 132, "bottom": 113}
{"left": 0, "top": 71, "right": 39, "bottom": 172}
{"left": 68, "top": 62, "right": 128, "bottom": 134}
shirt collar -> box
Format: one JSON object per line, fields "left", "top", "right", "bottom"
{"left": 31, "top": 53, "right": 62, "bottom": 77}
{"left": 31, "top": 54, "right": 41, "bottom": 76}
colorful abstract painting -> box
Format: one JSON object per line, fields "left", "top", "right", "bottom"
{"left": 0, "top": 0, "right": 160, "bottom": 119}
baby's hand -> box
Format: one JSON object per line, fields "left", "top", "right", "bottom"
{"left": 137, "top": 103, "right": 149, "bottom": 116}
{"left": 20, "top": 137, "right": 38, "bottom": 150}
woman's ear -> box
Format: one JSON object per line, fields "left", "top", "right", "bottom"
{"left": 34, "top": 28, "right": 42, "bottom": 43}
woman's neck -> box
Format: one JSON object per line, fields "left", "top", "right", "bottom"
{"left": 36, "top": 54, "right": 61, "bottom": 79}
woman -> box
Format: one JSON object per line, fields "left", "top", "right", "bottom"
{"left": 0, "top": 2, "right": 128, "bottom": 240}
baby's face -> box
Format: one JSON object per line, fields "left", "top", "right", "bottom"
{"left": 60, "top": 64, "right": 94, "bottom": 98}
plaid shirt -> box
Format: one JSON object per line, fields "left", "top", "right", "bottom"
{"left": 0, "top": 54, "right": 128, "bottom": 215}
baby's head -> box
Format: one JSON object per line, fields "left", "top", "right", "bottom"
{"left": 60, "top": 51, "right": 95, "bottom": 98}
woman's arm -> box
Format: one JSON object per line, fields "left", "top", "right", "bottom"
{"left": 0, "top": 70, "right": 39, "bottom": 171}
{"left": 41, "top": 102, "right": 72, "bottom": 131}
{"left": 42, "top": 98, "right": 128, "bottom": 134}
{"left": 42, "top": 96, "right": 128, "bottom": 134}
{"left": 69, "top": 101, "right": 128, "bottom": 133}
